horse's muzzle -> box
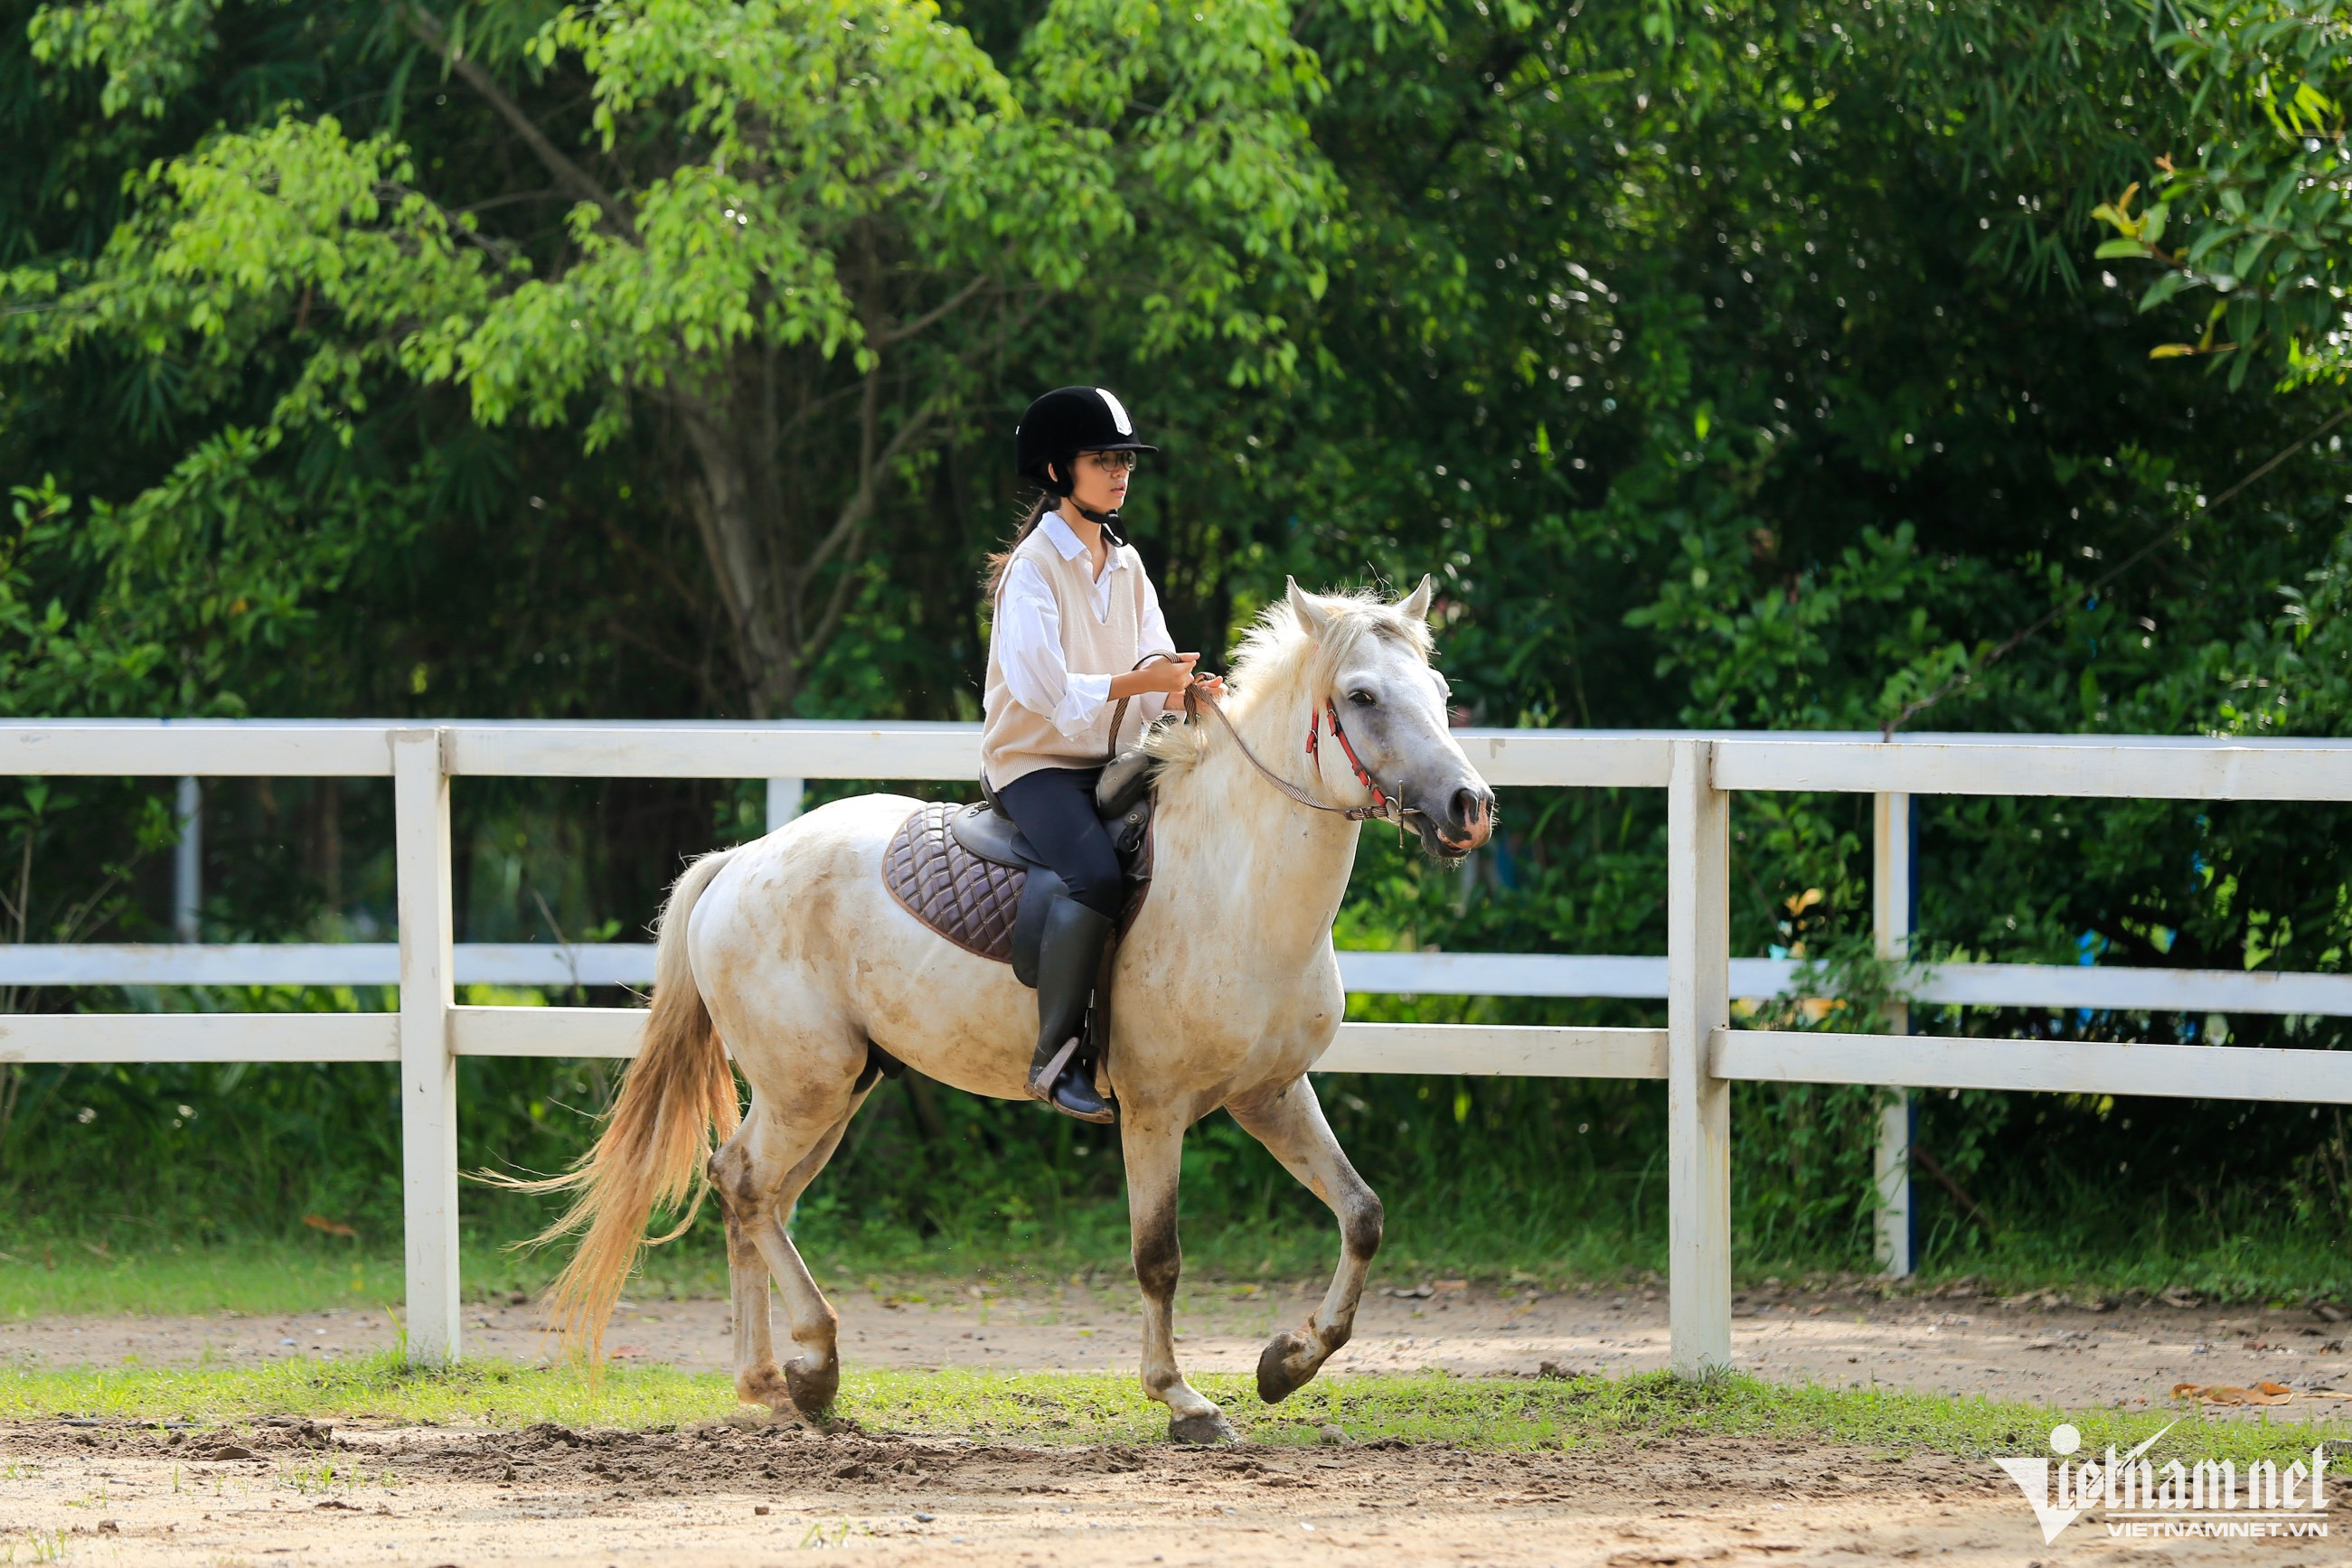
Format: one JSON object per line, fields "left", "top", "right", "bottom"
{"left": 1408, "top": 782, "right": 1495, "bottom": 858}
{"left": 1439, "top": 785, "right": 1496, "bottom": 853}
{"left": 1439, "top": 790, "right": 1495, "bottom": 850}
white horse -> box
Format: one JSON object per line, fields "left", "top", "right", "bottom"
{"left": 528, "top": 577, "right": 1496, "bottom": 1443}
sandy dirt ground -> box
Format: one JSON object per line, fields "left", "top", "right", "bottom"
{"left": 7, "top": 1276, "right": 2351, "bottom": 1413}
{"left": 1, "top": 1413, "right": 2339, "bottom": 1567}
{"left": 6, "top": 1281, "right": 2350, "bottom": 1564}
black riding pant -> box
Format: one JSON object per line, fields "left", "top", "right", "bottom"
{"left": 993, "top": 765, "right": 1120, "bottom": 919}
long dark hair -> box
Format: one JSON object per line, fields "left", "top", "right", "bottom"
{"left": 982, "top": 489, "right": 1056, "bottom": 602}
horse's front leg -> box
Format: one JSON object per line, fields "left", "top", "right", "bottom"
{"left": 1227, "top": 1075, "right": 1383, "bottom": 1404}
{"left": 1121, "top": 1111, "right": 1236, "bottom": 1444}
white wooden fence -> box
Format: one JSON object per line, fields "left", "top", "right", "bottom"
{"left": 5, "top": 719, "right": 2351, "bottom": 1376}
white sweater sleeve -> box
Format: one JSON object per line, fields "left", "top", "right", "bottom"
{"left": 995, "top": 558, "right": 1113, "bottom": 738}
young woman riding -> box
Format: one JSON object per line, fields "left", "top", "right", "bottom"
{"left": 982, "top": 386, "right": 1222, "bottom": 1124}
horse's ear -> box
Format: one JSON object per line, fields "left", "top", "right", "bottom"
{"left": 1286, "top": 577, "right": 1332, "bottom": 639}
{"left": 1397, "top": 573, "right": 1434, "bottom": 624}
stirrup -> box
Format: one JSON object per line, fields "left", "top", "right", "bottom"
{"left": 1030, "top": 1036, "right": 1115, "bottom": 1124}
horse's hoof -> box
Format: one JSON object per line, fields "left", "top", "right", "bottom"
{"left": 785, "top": 1357, "right": 840, "bottom": 1415}
{"left": 1168, "top": 1411, "right": 1239, "bottom": 1446}
{"left": 737, "top": 1361, "right": 793, "bottom": 1413}
{"left": 1256, "top": 1330, "right": 1318, "bottom": 1404}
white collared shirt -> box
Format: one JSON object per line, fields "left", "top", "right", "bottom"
{"left": 994, "top": 512, "right": 1176, "bottom": 738}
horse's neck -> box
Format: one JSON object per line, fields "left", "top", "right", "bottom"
{"left": 1156, "top": 686, "right": 1358, "bottom": 964}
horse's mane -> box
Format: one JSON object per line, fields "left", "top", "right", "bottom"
{"left": 1143, "top": 587, "right": 1433, "bottom": 778}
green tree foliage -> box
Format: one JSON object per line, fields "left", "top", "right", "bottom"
{"left": 2092, "top": 0, "right": 2352, "bottom": 386}
{"left": 13, "top": 0, "right": 1341, "bottom": 713}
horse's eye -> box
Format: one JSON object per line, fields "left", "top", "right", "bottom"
{"left": 1349, "top": 690, "right": 1377, "bottom": 707}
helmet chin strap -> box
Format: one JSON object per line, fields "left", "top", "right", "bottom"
{"left": 1070, "top": 501, "right": 1126, "bottom": 545}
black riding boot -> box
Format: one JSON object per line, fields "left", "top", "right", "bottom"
{"left": 1028, "top": 896, "right": 1116, "bottom": 1124}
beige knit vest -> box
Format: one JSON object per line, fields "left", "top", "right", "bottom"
{"left": 982, "top": 524, "right": 1151, "bottom": 789}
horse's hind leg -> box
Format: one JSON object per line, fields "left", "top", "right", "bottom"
{"left": 711, "top": 1093, "right": 866, "bottom": 1416}
{"left": 1227, "top": 1076, "right": 1383, "bottom": 1404}
{"left": 1122, "top": 1111, "right": 1235, "bottom": 1444}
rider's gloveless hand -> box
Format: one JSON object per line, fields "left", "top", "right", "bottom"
{"left": 1109, "top": 654, "right": 1199, "bottom": 700}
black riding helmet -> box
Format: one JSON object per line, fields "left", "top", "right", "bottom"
{"left": 1015, "top": 386, "right": 1156, "bottom": 535}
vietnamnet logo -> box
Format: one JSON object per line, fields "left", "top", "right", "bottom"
{"left": 1997, "top": 1422, "right": 2333, "bottom": 1543}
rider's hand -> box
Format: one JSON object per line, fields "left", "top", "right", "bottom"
{"left": 1110, "top": 654, "right": 1200, "bottom": 701}
{"left": 1189, "top": 672, "right": 1227, "bottom": 700}
{"left": 1138, "top": 654, "right": 1201, "bottom": 694}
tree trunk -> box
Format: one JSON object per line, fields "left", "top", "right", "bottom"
{"left": 675, "top": 365, "right": 802, "bottom": 718}
{"left": 670, "top": 342, "right": 936, "bottom": 719}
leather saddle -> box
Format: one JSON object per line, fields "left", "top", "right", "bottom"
{"left": 881, "top": 748, "right": 1157, "bottom": 985}
{"left": 953, "top": 753, "right": 1154, "bottom": 984}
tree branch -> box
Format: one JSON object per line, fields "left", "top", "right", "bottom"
{"left": 456, "top": 188, "right": 568, "bottom": 216}
{"left": 772, "top": 376, "right": 868, "bottom": 446}
{"left": 798, "top": 380, "right": 940, "bottom": 592}
{"left": 403, "top": 5, "right": 634, "bottom": 236}
{"left": 1911, "top": 1143, "right": 1994, "bottom": 1236}
{"left": 800, "top": 533, "right": 869, "bottom": 668}
{"left": 596, "top": 511, "right": 711, "bottom": 625}
{"left": 874, "top": 274, "right": 992, "bottom": 347}
{"left": 796, "top": 366, "right": 889, "bottom": 590}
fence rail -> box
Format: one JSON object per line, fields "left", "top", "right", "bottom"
{"left": 8, "top": 944, "right": 2347, "bottom": 1016}
{"left": 5, "top": 718, "right": 2348, "bottom": 1374}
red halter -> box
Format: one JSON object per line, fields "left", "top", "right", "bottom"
{"left": 1305, "top": 701, "right": 1397, "bottom": 819}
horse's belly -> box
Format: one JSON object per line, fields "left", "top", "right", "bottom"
{"left": 847, "top": 924, "right": 1039, "bottom": 1102}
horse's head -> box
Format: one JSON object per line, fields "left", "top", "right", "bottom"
{"left": 1287, "top": 577, "right": 1497, "bottom": 859}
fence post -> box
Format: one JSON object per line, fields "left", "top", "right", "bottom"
{"left": 173, "top": 776, "right": 202, "bottom": 943}
{"left": 392, "top": 728, "right": 460, "bottom": 1366}
{"left": 1667, "top": 738, "right": 1731, "bottom": 1376}
{"left": 1872, "top": 791, "right": 1914, "bottom": 1278}
{"left": 766, "top": 777, "right": 804, "bottom": 834}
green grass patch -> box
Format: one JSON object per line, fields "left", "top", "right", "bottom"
{"left": 0, "top": 1240, "right": 403, "bottom": 1319}
{"left": 0, "top": 1240, "right": 610, "bottom": 1320}
{"left": 0, "top": 1227, "right": 1577, "bottom": 1322}
{"left": 11, "top": 1225, "right": 2350, "bottom": 1325}
{"left": 2, "top": 1358, "right": 2343, "bottom": 1466}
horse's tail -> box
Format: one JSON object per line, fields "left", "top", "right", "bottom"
{"left": 503, "top": 847, "right": 741, "bottom": 1360}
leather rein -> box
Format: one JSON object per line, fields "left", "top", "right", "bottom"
{"left": 1108, "top": 651, "right": 1404, "bottom": 824}
{"left": 1182, "top": 681, "right": 1405, "bottom": 826}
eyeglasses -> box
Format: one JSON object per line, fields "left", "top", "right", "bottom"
{"left": 1081, "top": 450, "right": 1142, "bottom": 474}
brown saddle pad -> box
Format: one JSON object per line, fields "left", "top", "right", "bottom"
{"left": 881, "top": 801, "right": 1149, "bottom": 965}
